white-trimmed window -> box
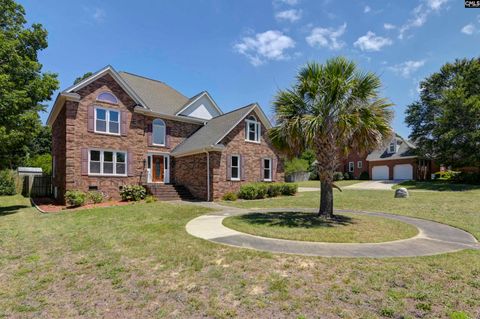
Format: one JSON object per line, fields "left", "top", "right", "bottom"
{"left": 97, "top": 92, "right": 119, "bottom": 104}
{"left": 348, "top": 162, "right": 354, "bottom": 172}
{"left": 357, "top": 161, "right": 362, "bottom": 169}
{"left": 263, "top": 158, "right": 272, "bottom": 181}
{"left": 88, "top": 149, "right": 127, "bottom": 176}
{"left": 389, "top": 139, "right": 397, "bottom": 153}
{"left": 153, "top": 119, "right": 166, "bottom": 146}
{"left": 245, "top": 115, "right": 260, "bottom": 143}
{"left": 95, "top": 107, "right": 120, "bottom": 135}
{"left": 231, "top": 155, "right": 240, "bottom": 181}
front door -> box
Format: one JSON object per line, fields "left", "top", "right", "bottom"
{"left": 152, "top": 155, "right": 164, "bottom": 182}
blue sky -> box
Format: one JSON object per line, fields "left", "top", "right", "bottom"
{"left": 20, "top": 0, "right": 479, "bottom": 138}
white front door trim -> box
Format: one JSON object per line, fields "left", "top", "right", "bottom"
{"left": 147, "top": 152, "right": 170, "bottom": 183}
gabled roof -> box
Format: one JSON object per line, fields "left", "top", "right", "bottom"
{"left": 118, "top": 71, "right": 189, "bottom": 116}
{"left": 171, "top": 103, "right": 270, "bottom": 157}
{"left": 366, "top": 134, "right": 417, "bottom": 161}
{"left": 176, "top": 91, "right": 223, "bottom": 118}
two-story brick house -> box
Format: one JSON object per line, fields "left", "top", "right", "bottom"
{"left": 47, "top": 66, "right": 283, "bottom": 202}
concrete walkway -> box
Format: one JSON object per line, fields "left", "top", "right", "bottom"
{"left": 344, "top": 180, "right": 398, "bottom": 190}
{"left": 185, "top": 204, "right": 479, "bottom": 258}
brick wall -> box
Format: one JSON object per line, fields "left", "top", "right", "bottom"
{"left": 51, "top": 107, "right": 67, "bottom": 202}
{"left": 173, "top": 153, "right": 208, "bottom": 200}
{"left": 368, "top": 158, "right": 417, "bottom": 180}
{"left": 341, "top": 151, "right": 368, "bottom": 178}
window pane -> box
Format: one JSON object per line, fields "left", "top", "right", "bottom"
{"left": 104, "top": 151, "right": 113, "bottom": 162}
{"left": 96, "top": 120, "right": 106, "bottom": 132}
{"left": 231, "top": 156, "right": 238, "bottom": 167}
{"left": 96, "top": 109, "right": 106, "bottom": 120}
{"left": 109, "top": 122, "right": 119, "bottom": 134}
{"left": 97, "top": 92, "right": 118, "bottom": 104}
{"left": 153, "top": 125, "right": 165, "bottom": 145}
{"left": 109, "top": 111, "right": 119, "bottom": 122}
{"left": 232, "top": 167, "right": 239, "bottom": 179}
{"left": 264, "top": 169, "right": 270, "bottom": 180}
{"left": 264, "top": 159, "right": 270, "bottom": 169}
{"left": 104, "top": 163, "right": 113, "bottom": 174}
{"left": 116, "top": 163, "right": 125, "bottom": 175}
{"left": 116, "top": 152, "right": 125, "bottom": 163}
{"left": 90, "top": 150, "right": 100, "bottom": 161}
{"left": 90, "top": 162, "right": 100, "bottom": 174}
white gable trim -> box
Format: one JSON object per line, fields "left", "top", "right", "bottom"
{"left": 64, "top": 65, "right": 146, "bottom": 108}
{"left": 46, "top": 92, "right": 81, "bottom": 126}
{"left": 175, "top": 91, "right": 223, "bottom": 118}
{"left": 214, "top": 103, "right": 272, "bottom": 145}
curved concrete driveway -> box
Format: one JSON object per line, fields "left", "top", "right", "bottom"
{"left": 186, "top": 205, "right": 479, "bottom": 258}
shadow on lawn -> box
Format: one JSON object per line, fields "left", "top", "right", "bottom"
{"left": 396, "top": 180, "right": 480, "bottom": 191}
{"left": 0, "top": 205, "right": 28, "bottom": 217}
{"left": 238, "top": 212, "right": 354, "bottom": 229}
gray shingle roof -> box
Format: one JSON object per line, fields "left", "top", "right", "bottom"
{"left": 366, "top": 134, "right": 417, "bottom": 161}
{"left": 171, "top": 104, "right": 256, "bottom": 156}
{"left": 118, "top": 72, "right": 189, "bottom": 115}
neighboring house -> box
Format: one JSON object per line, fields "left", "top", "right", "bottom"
{"left": 341, "top": 134, "right": 437, "bottom": 180}
{"left": 47, "top": 65, "right": 283, "bottom": 202}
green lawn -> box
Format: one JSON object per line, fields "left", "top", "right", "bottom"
{"left": 223, "top": 211, "right": 418, "bottom": 243}
{"left": 1, "top": 194, "right": 479, "bottom": 318}
{"left": 393, "top": 180, "right": 480, "bottom": 191}
{"left": 294, "top": 179, "right": 363, "bottom": 188}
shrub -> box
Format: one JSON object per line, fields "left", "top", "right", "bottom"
{"left": 434, "top": 170, "right": 459, "bottom": 181}
{"left": 333, "top": 171, "right": 344, "bottom": 181}
{"left": 359, "top": 171, "right": 369, "bottom": 180}
{"left": 87, "top": 191, "right": 103, "bottom": 204}
{"left": 343, "top": 172, "right": 350, "bottom": 180}
{"left": 65, "top": 190, "right": 87, "bottom": 207}
{"left": 120, "top": 185, "right": 146, "bottom": 201}
{"left": 267, "top": 183, "right": 283, "bottom": 197}
{"left": 452, "top": 171, "right": 480, "bottom": 184}
{"left": 222, "top": 192, "right": 238, "bottom": 201}
{"left": 0, "top": 170, "right": 17, "bottom": 195}
{"left": 24, "top": 154, "right": 52, "bottom": 175}
{"left": 280, "top": 183, "right": 298, "bottom": 196}
{"left": 284, "top": 158, "right": 309, "bottom": 175}
{"left": 145, "top": 195, "right": 157, "bottom": 203}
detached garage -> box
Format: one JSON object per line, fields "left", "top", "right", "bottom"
{"left": 372, "top": 165, "right": 389, "bottom": 180}
{"left": 393, "top": 164, "right": 413, "bottom": 180}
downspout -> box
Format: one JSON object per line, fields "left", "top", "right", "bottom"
{"left": 204, "top": 150, "right": 210, "bottom": 201}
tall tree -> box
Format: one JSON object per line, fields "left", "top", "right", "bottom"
{"left": 74, "top": 72, "right": 93, "bottom": 85}
{"left": 405, "top": 58, "right": 480, "bottom": 168}
{"left": 269, "top": 57, "right": 392, "bottom": 218}
{"left": 0, "top": 0, "right": 59, "bottom": 169}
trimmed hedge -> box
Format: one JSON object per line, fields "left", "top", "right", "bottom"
{"left": 238, "top": 182, "right": 297, "bottom": 200}
{"left": 120, "top": 185, "right": 146, "bottom": 201}
{"left": 222, "top": 192, "right": 238, "bottom": 201}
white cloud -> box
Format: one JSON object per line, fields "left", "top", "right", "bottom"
{"left": 354, "top": 31, "right": 392, "bottom": 52}
{"left": 398, "top": 0, "right": 449, "bottom": 39}
{"left": 277, "top": 0, "right": 299, "bottom": 5}
{"left": 306, "top": 23, "right": 347, "bottom": 50}
{"left": 275, "top": 9, "right": 302, "bottom": 22}
{"left": 384, "top": 23, "right": 396, "bottom": 30}
{"left": 364, "top": 5, "right": 371, "bottom": 13}
{"left": 461, "top": 23, "right": 475, "bottom": 35}
{"left": 389, "top": 60, "right": 426, "bottom": 78}
{"left": 92, "top": 8, "right": 105, "bottom": 22}
{"left": 234, "top": 30, "right": 295, "bottom": 66}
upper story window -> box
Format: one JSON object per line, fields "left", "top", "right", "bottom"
{"left": 388, "top": 140, "right": 396, "bottom": 153}
{"left": 153, "top": 119, "right": 166, "bottom": 146}
{"left": 95, "top": 107, "right": 120, "bottom": 135}
{"left": 245, "top": 115, "right": 260, "bottom": 143}
{"left": 97, "top": 92, "right": 118, "bottom": 104}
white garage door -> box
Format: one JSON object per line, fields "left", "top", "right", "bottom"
{"left": 394, "top": 164, "right": 413, "bottom": 180}
{"left": 372, "top": 166, "right": 389, "bottom": 180}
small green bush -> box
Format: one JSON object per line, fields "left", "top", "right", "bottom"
{"left": 452, "top": 172, "right": 480, "bottom": 184}
{"left": 359, "top": 171, "right": 369, "bottom": 180}
{"left": 238, "top": 182, "right": 298, "bottom": 200}
{"left": 333, "top": 172, "right": 344, "bottom": 181}
{"left": 267, "top": 183, "right": 283, "bottom": 197}
{"left": 343, "top": 172, "right": 350, "bottom": 180}
{"left": 65, "top": 190, "right": 87, "bottom": 207}
{"left": 280, "top": 183, "right": 298, "bottom": 195}
{"left": 434, "top": 170, "right": 460, "bottom": 181}
{"left": 238, "top": 184, "right": 258, "bottom": 200}
{"left": 87, "top": 191, "right": 103, "bottom": 204}
{"left": 0, "top": 170, "right": 17, "bottom": 195}
{"left": 284, "top": 158, "right": 309, "bottom": 175}
{"left": 120, "top": 185, "right": 146, "bottom": 201}
{"left": 145, "top": 195, "right": 157, "bottom": 203}
{"left": 222, "top": 192, "right": 238, "bottom": 201}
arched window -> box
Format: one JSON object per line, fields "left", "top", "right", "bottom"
{"left": 245, "top": 115, "right": 260, "bottom": 142}
{"left": 153, "top": 119, "right": 166, "bottom": 146}
{"left": 97, "top": 92, "right": 118, "bottom": 104}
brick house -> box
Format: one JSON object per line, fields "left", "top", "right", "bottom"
{"left": 341, "top": 134, "right": 436, "bottom": 180}
{"left": 47, "top": 66, "right": 283, "bottom": 202}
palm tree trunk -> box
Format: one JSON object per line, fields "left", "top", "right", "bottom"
{"left": 319, "top": 180, "right": 334, "bottom": 218}
{"left": 316, "top": 140, "right": 337, "bottom": 219}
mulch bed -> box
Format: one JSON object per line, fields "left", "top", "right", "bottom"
{"left": 32, "top": 197, "right": 133, "bottom": 213}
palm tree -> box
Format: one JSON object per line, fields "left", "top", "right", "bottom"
{"left": 269, "top": 57, "right": 393, "bottom": 218}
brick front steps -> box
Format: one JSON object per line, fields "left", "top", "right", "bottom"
{"left": 145, "top": 184, "right": 195, "bottom": 201}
